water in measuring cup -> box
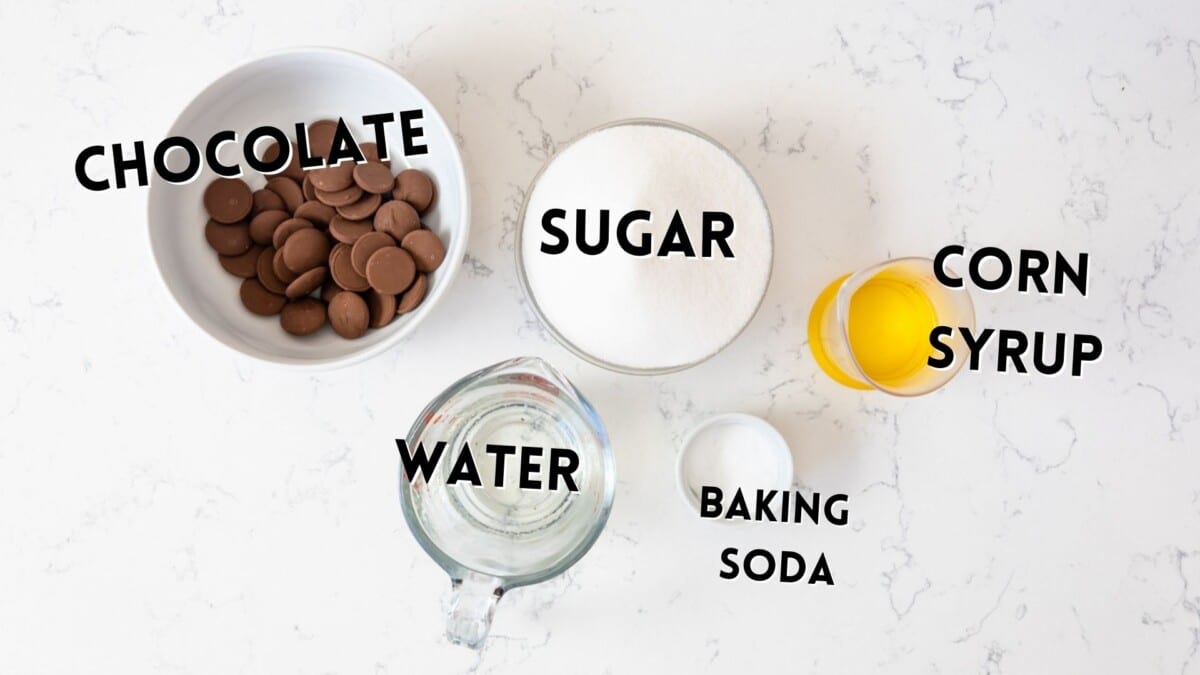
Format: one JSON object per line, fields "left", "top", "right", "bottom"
{"left": 445, "top": 394, "right": 583, "bottom": 537}
{"left": 405, "top": 364, "right": 612, "bottom": 580}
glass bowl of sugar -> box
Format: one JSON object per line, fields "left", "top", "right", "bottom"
{"left": 516, "top": 118, "right": 773, "bottom": 375}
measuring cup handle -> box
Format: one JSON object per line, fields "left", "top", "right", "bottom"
{"left": 446, "top": 572, "right": 504, "bottom": 648}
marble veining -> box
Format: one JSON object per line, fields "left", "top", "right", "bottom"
{"left": 2, "top": 0, "right": 1199, "bottom": 672}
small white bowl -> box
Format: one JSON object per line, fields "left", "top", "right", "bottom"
{"left": 676, "top": 413, "right": 794, "bottom": 518}
{"left": 147, "top": 48, "right": 469, "bottom": 368}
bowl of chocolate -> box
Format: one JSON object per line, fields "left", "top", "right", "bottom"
{"left": 147, "top": 48, "right": 468, "bottom": 367}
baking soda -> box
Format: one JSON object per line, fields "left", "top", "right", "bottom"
{"left": 520, "top": 122, "right": 772, "bottom": 371}
{"left": 683, "top": 420, "right": 789, "bottom": 498}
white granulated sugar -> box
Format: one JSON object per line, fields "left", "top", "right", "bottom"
{"left": 521, "top": 123, "right": 772, "bottom": 371}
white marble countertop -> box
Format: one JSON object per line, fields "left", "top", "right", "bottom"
{"left": 3, "top": 0, "right": 1199, "bottom": 672}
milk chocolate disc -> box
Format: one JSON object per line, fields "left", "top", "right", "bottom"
{"left": 310, "top": 161, "right": 355, "bottom": 192}
{"left": 252, "top": 188, "right": 286, "bottom": 215}
{"left": 219, "top": 244, "right": 264, "bottom": 278}
{"left": 272, "top": 247, "right": 298, "bottom": 284}
{"left": 262, "top": 141, "right": 305, "bottom": 182}
{"left": 392, "top": 169, "right": 435, "bottom": 213}
{"left": 284, "top": 143, "right": 305, "bottom": 182}
{"left": 365, "top": 246, "right": 416, "bottom": 295}
{"left": 260, "top": 141, "right": 283, "bottom": 165}
{"left": 329, "top": 215, "right": 374, "bottom": 244}
{"left": 307, "top": 120, "right": 338, "bottom": 159}
{"left": 286, "top": 266, "right": 327, "bottom": 299}
{"left": 353, "top": 162, "right": 394, "bottom": 194}
{"left": 204, "top": 178, "right": 253, "bottom": 223}
{"left": 373, "top": 200, "right": 420, "bottom": 240}
{"left": 294, "top": 201, "right": 334, "bottom": 227}
{"left": 257, "top": 247, "right": 288, "bottom": 294}
{"left": 329, "top": 243, "right": 370, "bottom": 292}
{"left": 366, "top": 289, "right": 397, "bottom": 328}
{"left": 249, "top": 210, "right": 290, "bottom": 246}
{"left": 360, "top": 142, "right": 383, "bottom": 164}
{"left": 401, "top": 229, "right": 446, "bottom": 273}
{"left": 282, "top": 228, "right": 331, "bottom": 274}
{"left": 272, "top": 217, "right": 315, "bottom": 250}
{"left": 302, "top": 174, "right": 317, "bottom": 201}
{"left": 280, "top": 298, "right": 327, "bottom": 336}
{"left": 266, "top": 176, "right": 304, "bottom": 212}
{"left": 320, "top": 281, "right": 345, "bottom": 303}
{"left": 396, "top": 273, "right": 428, "bottom": 314}
{"left": 336, "top": 191, "right": 382, "bottom": 221}
{"left": 315, "top": 184, "right": 363, "bottom": 208}
{"left": 240, "top": 278, "right": 286, "bottom": 316}
{"left": 328, "top": 291, "right": 370, "bottom": 339}
{"left": 204, "top": 218, "right": 252, "bottom": 255}
{"left": 350, "top": 231, "right": 396, "bottom": 276}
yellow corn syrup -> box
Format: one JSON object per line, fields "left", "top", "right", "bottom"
{"left": 808, "top": 271, "right": 938, "bottom": 388}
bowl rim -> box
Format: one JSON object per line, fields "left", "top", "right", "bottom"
{"left": 145, "top": 46, "right": 470, "bottom": 371}
{"left": 514, "top": 117, "right": 775, "bottom": 376}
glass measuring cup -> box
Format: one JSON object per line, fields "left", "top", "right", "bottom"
{"left": 807, "top": 257, "right": 975, "bottom": 396}
{"left": 398, "top": 357, "right": 615, "bottom": 648}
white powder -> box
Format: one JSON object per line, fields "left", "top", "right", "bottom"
{"left": 520, "top": 123, "right": 772, "bottom": 371}
{"left": 683, "top": 419, "right": 789, "bottom": 498}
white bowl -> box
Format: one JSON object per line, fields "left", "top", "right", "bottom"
{"left": 675, "top": 413, "right": 794, "bottom": 519}
{"left": 147, "top": 48, "right": 469, "bottom": 368}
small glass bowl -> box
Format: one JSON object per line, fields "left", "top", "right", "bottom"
{"left": 514, "top": 118, "right": 774, "bottom": 376}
